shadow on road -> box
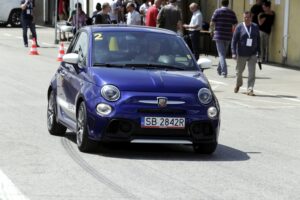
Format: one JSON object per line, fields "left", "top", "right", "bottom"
{"left": 255, "top": 94, "right": 298, "bottom": 99}
{"left": 63, "top": 133, "right": 250, "bottom": 162}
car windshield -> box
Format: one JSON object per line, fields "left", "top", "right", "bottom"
{"left": 92, "top": 31, "right": 198, "bottom": 71}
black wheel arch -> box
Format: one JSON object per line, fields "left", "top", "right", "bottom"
{"left": 76, "top": 94, "right": 86, "bottom": 117}
{"left": 8, "top": 8, "right": 22, "bottom": 25}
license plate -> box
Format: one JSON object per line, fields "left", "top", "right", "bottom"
{"left": 141, "top": 117, "right": 185, "bottom": 129}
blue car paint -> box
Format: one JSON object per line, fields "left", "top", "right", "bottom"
{"left": 49, "top": 25, "right": 220, "bottom": 144}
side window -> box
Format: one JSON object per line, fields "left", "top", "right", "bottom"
{"left": 72, "top": 32, "right": 89, "bottom": 66}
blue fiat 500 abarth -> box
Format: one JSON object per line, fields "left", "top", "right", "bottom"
{"left": 47, "top": 25, "right": 220, "bottom": 154}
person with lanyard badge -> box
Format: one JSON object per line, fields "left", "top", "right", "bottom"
{"left": 20, "top": 0, "right": 39, "bottom": 47}
{"left": 231, "top": 11, "right": 260, "bottom": 96}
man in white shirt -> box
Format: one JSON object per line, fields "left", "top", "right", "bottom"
{"left": 109, "top": 0, "right": 119, "bottom": 24}
{"left": 183, "top": 3, "right": 202, "bottom": 60}
{"left": 139, "top": 0, "right": 151, "bottom": 25}
{"left": 126, "top": 3, "right": 141, "bottom": 25}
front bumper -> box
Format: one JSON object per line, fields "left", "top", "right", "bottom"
{"left": 85, "top": 92, "right": 220, "bottom": 144}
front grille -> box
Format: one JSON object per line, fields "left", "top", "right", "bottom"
{"left": 138, "top": 108, "right": 186, "bottom": 115}
{"left": 132, "top": 127, "right": 188, "bottom": 137}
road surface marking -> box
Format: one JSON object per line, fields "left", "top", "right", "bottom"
{"left": 15, "top": 36, "right": 22, "bottom": 40}
{"left": 3, "top": 33, "right": 12, "bottom": 37}
{"left": 211, "top": 85, "right": 220, "bottom": 90}
{"left": 0, "top": 169, "right": 30, "bottom": 200}
{"left": 209, "top": 80, "right": 229, "bottom": 86}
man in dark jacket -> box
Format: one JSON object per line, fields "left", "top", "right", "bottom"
{"left": 232, "top": 11, "right": 260, "bottom": 96}
{"left": 20, "top": 0, "right": 38, "bottom": 47}
{"left": 157, "top": 0, "right": 182, "bottom": 33}
{"left": 95, "top": 2, "right": 112, "bottom": 24}
{"left": 258, "top": 1, "right": 275, "bottom": 62}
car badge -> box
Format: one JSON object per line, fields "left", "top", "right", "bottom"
{"left": 157, "top": 97, "right": 168, "bottom": 108}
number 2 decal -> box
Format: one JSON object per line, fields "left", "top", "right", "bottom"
{"left": 94, "top": 33, "right": 103, "bottom": 40}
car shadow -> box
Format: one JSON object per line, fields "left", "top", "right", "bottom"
{"left": 63, "top": 133, "right": 251, "bottom": 162}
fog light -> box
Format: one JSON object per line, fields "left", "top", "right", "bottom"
{"left": 96, "top": 103, "right": 112, "bottom": 116}
{"left": 207, "top": 106, "right": 218, "bottom": 119}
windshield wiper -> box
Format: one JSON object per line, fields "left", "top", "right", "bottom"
{"left": 124, "top": 63, "right": 185, "bottom": 71}
{"left": 93, "top": 63, "right": 124, "bottom": 68}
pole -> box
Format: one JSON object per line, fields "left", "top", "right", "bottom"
{"left": 76, "top": 0, "right": 79, "bottom": 33}
{"left": 282, "top": 0, "right": 289, "bottom": 64}
{"left": 54, "top": 0, "right": 59, "bottom": 44}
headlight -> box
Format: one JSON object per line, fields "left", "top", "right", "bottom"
{"left": 101, "top": 85, "right": 120, "bottom": 101}
{"left": 96, "top": 103, "right": 112, "bottom": 116}
{"left": 207, "top": 106, "right": 218, "bottom": 119}
{"left": 198, "top": 88, "right": 212, "bottom": 104}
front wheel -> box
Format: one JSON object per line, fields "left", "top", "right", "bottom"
{"left": 47, "top": 90, "right": 67, "bottom": 136}
{"left": 76, "top": 102, "right": 98, "bottom": 152}
{"left": 193, "top": 142, "right": 217, "bottom": 154}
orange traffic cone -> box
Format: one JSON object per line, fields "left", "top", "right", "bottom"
{"left": 57, "top": 42, "right": 65, "bottom": 61}
{"left": 29, "top": 38, "right": 39, "bottom": 55}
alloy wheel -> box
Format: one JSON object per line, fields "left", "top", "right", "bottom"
{"left": 77, "top": 106, "right": 84, "bottom": 146}
{"left": 47, "top": 93, "right": 55, "bottom": 130}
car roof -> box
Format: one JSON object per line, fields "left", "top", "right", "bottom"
{"left": 83, "top": 25, "right": 178, "bottom": 36}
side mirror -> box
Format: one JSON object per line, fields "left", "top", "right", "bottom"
{"left": 197, "top": 57, "right": 212, "bottom": 72}
{"left": 63, "top": 53, "right": 79, "bottom": 65}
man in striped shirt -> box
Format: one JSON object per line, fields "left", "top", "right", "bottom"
{"left": 210, "top": 0, "right": 237, "bottom": 77}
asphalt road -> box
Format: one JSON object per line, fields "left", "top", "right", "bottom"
{"left": 0, "top": 26, "right": 299, "bottom": 200}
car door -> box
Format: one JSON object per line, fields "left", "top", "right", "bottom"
{"left": 57, "top": 31, "right": 89, "bottom": 126}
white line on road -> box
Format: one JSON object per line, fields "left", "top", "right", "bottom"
{"left": 209, "top": 80, "right": 229, "bottom": 86}
{"left": 0, "top": 169, "right": 29, "bottom": 200}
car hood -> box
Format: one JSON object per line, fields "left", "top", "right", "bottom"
{"left": 90, "top": 67, "right": 209, "bottom": 93}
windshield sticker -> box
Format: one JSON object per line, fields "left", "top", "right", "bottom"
{"left": 187, "top": 55, "right": 192, "bottom": 59}
{"left": 94, "top": 33, "right": 103, "bottom": 40}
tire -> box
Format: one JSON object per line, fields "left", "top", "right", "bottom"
{"left": 9, "top": 9, "right": 22, "bottom": 27}
{"left": 0, "top": 23, "right": 7, "bottom": 27}
{"left": 47, "top": 90, "right": 67, "bottom": 136}
{"left": 193, "top": 142, "right": 217, "bottom": 154}
{"left": 76, "top": 102, "right": 98, "bottom": 152}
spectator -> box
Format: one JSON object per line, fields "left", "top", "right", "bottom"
{"left": 139, "top": 0, "right": 151, "bottom": 25}
{"left": 231, "top": 11, "right": 260, "bottom": 96}
{"left": 95, "top": 2, "right": 112, "bottom": 24}
{"left": 20, "top": 0, "right": 39, "bottom": 47}
{"left": 157, "top": 0, "right": 182, "bottom": 33}
{"left": 145, "top": 0, "right": 161, "bottom": 27}
{"left": 258, "top": 1, "right": 275, "bottom": 62}
{"left": 126, "top": 3, "right": 141, "bottom": 25}
{"left": 118, "top": 0, "right": 128, "bottom": 23}
{"left": 58, "top": 0, "right": 68, "bottom": 41}
{"left": 250, "top": 0, "right": 264, "bottom": 25}
{"left": 58, "top": 0, "right": 68, "bottom": 21}
{"left": 109, "top": 0, "right": 119, "bottom": 24}
{"left": 183, "top": 3, "right": 202, "bottom": 60}
{"left": 210, "top": 0, "right": 237, "bottom": 78}
{"left": 92, "top": 3, "right": 102, "bottom": 24}
{"left": 68, "top": 3, "right": 87, "bottom": 34}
